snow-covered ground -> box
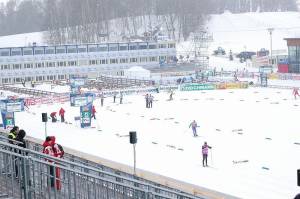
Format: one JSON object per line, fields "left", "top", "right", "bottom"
{"left": 5, "top": 86, "right": 299, "bottom": 199}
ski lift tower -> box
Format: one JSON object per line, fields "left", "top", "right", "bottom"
{"left": 192, "top": 31, "right": 213, "bottom": 71}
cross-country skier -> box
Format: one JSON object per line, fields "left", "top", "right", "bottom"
{"left": 145, "top": 94, "right": 149, "bottom": 108}
{"left": 149, "top": 94, "right": 154, "bottom": 108}
{"left": 293, "top": 87, "right": 300, "bottom": 99}
{"left": 189, "top": 120, "right": 198, "bottom": 137}
{"left": 202, "top": 142, "right": 212, "bottom": 167}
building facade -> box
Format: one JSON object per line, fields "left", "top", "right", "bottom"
{"left": 0, "top": 41, "right": 176, "bottom": 84}
{"left": 285, "top": 38, "right": 300, "bottom": 73}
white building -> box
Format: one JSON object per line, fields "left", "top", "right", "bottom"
{"left": 123, "top": 66, "right": 151, "bottom": 79}
{"left": 0, "top": 41, "right": 176, "bottom": 84}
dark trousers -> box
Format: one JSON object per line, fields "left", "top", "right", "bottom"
{"left": 60, "top": 115, "right": 65, "bottom": 123}
{"left": 202, "top": 154, "right": 208, "bottom": 166}
{"left": 101, "top": 99, "right": 104, "bottom": 106}
{"left": 49, "top": 165, "right": 55, "bottom": 187}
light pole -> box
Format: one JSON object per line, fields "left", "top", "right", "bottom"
{"left": 268, "top": 28, "right": 274, "bottom": 68}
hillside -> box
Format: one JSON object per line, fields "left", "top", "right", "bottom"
{"left": 1, "top": 11, "right": 300, "bottom": 56}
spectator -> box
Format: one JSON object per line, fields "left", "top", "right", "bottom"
{"left": 59, "top": 108, "right": 65, "bottom": 123}
{"left": 42, "top": 136, "right": 62, "bottom": 190}
{"left": 100, "top": 93, "right": 104, "bottom": 106}
{"left": 8, "top": 126, "right": 19, "bottom": 144}
{"left": 14, "top": 129, "right": 27, "bottom": 178}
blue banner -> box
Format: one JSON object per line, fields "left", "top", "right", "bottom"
{"left": 80, "top": 103, "right": 92, "bottom": 128}
{"left": 70, "top": 77, "right": 86, "bottom": 94}
{"left": 70, "top": 93, "right": 95, "bottom": 107}
{"left": 0, "top": 98, "right": 24, "bottom": 112}
{"left": 1, "top": 111, "right": 15, "bottom": 129}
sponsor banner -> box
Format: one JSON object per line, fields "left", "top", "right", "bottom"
{"left": 70, "top": 93, "right": 95, "bottom": 107}
{"left": 80, "top": 103, "right": 92, "bottom": 128}
{"left": 268, "top": 73, "right": 279, "bottom": 80}
{"left": 0, "top": 98, "right": 25, "bottom": 112}
{"left": 180, "top": 83, "right": 215, "bottom": 91}
{"left": 1, "top": 111, "right": 15, "bottom": 129}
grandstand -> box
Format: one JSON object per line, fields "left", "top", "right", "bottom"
{"left": 0, "top": 130, "right": 239, "bottom": 199}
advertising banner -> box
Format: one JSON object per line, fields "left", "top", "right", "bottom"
{"left": 70, "top": 93, "right": 95, "bottom": 107}
{"left": 80, "top": 103, "right": 92, "bottom": 128}
{"left": 1, "top": 111, "right": 15, "bottom": 129}
{"left": 180, "top": 83, "right": 215, "bottom": 91}
{"left": 0, "top": 98, "right": 24, "bottom": 112}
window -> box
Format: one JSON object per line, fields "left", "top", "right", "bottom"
{"left": 119, "top": 45, "right": 128, "bottom": 51}
{"left": 89, "top": 60, "right": 97, "bottom": 65}
{"left": 24, "top": 63, "right": 33, "bottom": 69}
{"left": 36, "top": 76, "right": 44, "bottom": 81}
{"left": 149, "top": 44, "right": 157, "bottom": 49}
{"left": 25, "top": 77, "right": 33, "bottom": 81}
{"left": 46, "top": 62, "right": 55, "bottom": 67}
{"left": 35, "top": 62, "right": 44, "bottom": 68}
{"left": 23, "top": 48, "right": 33, "bottom": 55}
{"left": 2, "top": 78, "right": 11, "bottom": 83}
{"left": 168, "top": 43, "right": 176, "bottom": 48}
{"left": 57, "top": 61, "right": 66, "bottom": 67}
{"left": 56, "top": 47, "right": 66, "bottom": 54}
{"left": 47, "top": 75, "right": 56, "bottom": 80}
{"left": 58, "top": 75, "right": 65, "bottom": 80}
{"left": 78, "top": 46, "right": 87, "bottom": 53}
{"left": 109, "top": 44, "right": 118, "bottom": 51}
{"left": 0, "top": 49, "right": 10, "bottom": 56}
{"left": 11, "top": 49, "right": 22, "bottom": 56}
{"left": 159, "top": 44, "right": 167, "bottom": 49}
{"left": 88, "top": 45, "right": 97, "bottom": 52}
{"left": 130, "top": 58, "right": 138, "bottom": 63}
{"left": 45, "top": 48, "right": 55, "bottom": 54}
{"left": 98, "top": 45, "right": 108, "bottom": 52}
{"left": 67, "top": 46, "right": 77, "bottom": 53}
{"left": 110, "top": 58, "right": 118, "bottom": 64}
{"left": 138, "top": 44, "right": 147, "bottom": 50}
{"left": 14, "top": 78, "right": 22, "bottom": 83}
{"left": 13, "top": 64, "right": 22, "bottom": 69}
{"left": 140, "top": 57, "right": 147, "bottom": 62}
{"left": 34, "top": 48, "right": 44, "bottom": 55}
{"left": 129, "top": 44, "right": 137, "bottom": 50}
{"left": 1, "top": 64, "right": 10, "bottom": 70}
{"left": 68, "top": 61, "right": 77, "bottom": 66}
{"left": 120, "top": 58, "right": 128, "bottom": 63}
{"left": 99, "top": 59, "right": 107, "bottom": 64}
{"left": 149, "top": 56, "right": 157, "bottom": 62}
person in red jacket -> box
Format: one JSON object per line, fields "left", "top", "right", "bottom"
{"left": 293, "top": 87, "right": 300, "bottom": 99}
{"left": 50, "top": 112, "right": 57, "bottom": 123}
{"left": 59, "top": 108, "right": 65, "bottom": 122}
{"left": 42, "top": 136, "right": 62, "bottom": 190}
{"left": 92, "top": 105, "right": 96, "bottom": 119}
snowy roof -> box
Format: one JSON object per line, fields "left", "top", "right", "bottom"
{"left": 126, "top": 66, "right": 150, "bottom": 72}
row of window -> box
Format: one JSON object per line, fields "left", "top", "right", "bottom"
{"left": 1, "top": 75, "right": 67, "bottom": 83}
{"left": 0, "top": 42, "right": 176, "bottom": 57}
{"left": 0, "top": 56, "right": 162, "bottom": 70}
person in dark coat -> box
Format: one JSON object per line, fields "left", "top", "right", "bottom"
{"left": 295, "top": 193, "right": 300, "bottom": 199}
{"left": 14, "top": 129, "right": 26, "bottom": 178}
{"left": 8, "top": 126, "right": 19, "bottom": 144}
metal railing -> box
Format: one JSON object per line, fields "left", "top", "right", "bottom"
{"left": 0, "top": 136, "right": 206, "bottom": 199}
